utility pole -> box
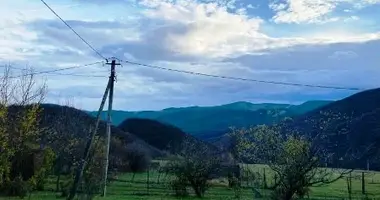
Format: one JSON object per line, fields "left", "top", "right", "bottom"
{"left": 68, "top": 78, "right": 111, "bottom": 200}
{"left": 102, "top": 59, "right": 119, "bottom": 197}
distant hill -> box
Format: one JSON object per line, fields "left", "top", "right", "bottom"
{"left": 13, "top": 104, "right": 163, "bottom": 157}
{"left": 277, "top": 88, "right": 380, "bottom": 169}
{"left": 88, "top": 100, "right": 332, "bottom": 139}
{"left": 118, "top": 118, "right": 219, "bottom": 154}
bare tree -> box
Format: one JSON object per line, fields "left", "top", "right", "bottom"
{"left": 0, "top": 65, "right": 47, "bottom": 106}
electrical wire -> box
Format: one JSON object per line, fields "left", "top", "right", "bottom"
{"left": 3, "top": 61, "right": 104, "bottom": 79}
{"left": 40, "top": 0, "right": 107, "bottom": 61}
{"left": 122, "top": 60, "right": 365, "bottom": 91}
{"left": 49, "top": 72, "right": 106, "bottom": 78}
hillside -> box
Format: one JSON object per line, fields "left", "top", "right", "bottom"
{"left": 278, "top": 88, "right": 380, "bottom": 170}
{"left": 8, "top": 104, "right": 163, "bottom": 158}
{"left": 88, "top": 100, "right": 332, "bottom": 139}
{"left": 118, "top": 118, "right": 220, "bottom": 155}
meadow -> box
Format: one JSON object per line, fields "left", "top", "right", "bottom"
{"left": 1, "top": 163, "right": 380, "bottom": 200}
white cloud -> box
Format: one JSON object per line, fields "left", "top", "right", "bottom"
{"left": 328, "top": 50, "right": 358, "bottom": 60}
{"left": 139, "top": 0, "right": 265, "bottom": 58}
{"left": 270, "top": 0, "right": 380, "bottom": 24}
{"left": 132, "top": 0, "right": 380, "bottom": 59}
{"left": 1, "top": 0, "right": 380, "bottom": 110}
{"left": 270, "top": 0, "right": 345, "bottom": 24}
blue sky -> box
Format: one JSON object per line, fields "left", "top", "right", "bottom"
{"left": 1, "top": 0, "right": 380, "bottom": 111}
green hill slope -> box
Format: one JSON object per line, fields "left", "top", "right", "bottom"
{"left": 118, "top": 118, "right": 219, "bottom": 154}
{"left": 34, "top": 104, "right": 162, "bottom": 157}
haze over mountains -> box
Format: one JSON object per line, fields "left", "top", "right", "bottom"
{"left": 88, "top": 100, "right": 333, "bottom": 139}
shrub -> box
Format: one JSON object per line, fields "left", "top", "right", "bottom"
{"left": 59, "top": 177, "right": 73, "bottom": 198}
{"left": 125, "top": 143, "right": 151, "bottom": 173}
{"left": 166, "top": 138, "right": 222, "bottom": 198}
{"left": 170, "top": 177, "right": 188, "bottom": 197}
{"left": 4, "top": 175, "right": 30, "bottom": 199}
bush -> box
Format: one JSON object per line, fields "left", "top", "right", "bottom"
{"left": 34, "top": 169, "right": 47, "bottom": 191}
{"left": 30, "top": 148, "right": 56, "bottom": 191}
{"left": 76, "top": 137, "right": 108, "bottom": 200}
{"left": 125, "top": 143, "right": 151, "bottom": 173}
{"left": 170, "top": 177, "right": 188, "bottom": 197}
{"left": 59, "top": 177, "right": 73, "bottom": 198}
{"left": 166, "top": 138, "right": 222, "bottom": 198}
{"left": 4, "top": 175, "right": 30, "bottom": 199}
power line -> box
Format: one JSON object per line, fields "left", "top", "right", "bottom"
{"left": 40, "top": 0, "right": 107, "bottom": 61}
{"left": 3, "top": 61, "right": 104, "bottom": 79}
{"left": 122, "top": 60, "right": 365, "bottom": 91}
{"left": 49, "top": 72, "right": 106, "bottom": 78}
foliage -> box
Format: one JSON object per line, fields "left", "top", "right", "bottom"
{"left": 3, "top": 175, "right": 30, "bottom": 199}
{"left": 118, "top": 118, "right": 189, "bottom": 152}
{"left": 166, "top": 137, "right": 222, "bottom": 198}
{"left": 59, "top": 173, "right": 74, "bottom": 198}
{"left": 42, "top": 104, "right": 84, "bottom": 192}
{"left": 76, "top": 136, "right": 109, "bottom": 200}
{"left": 230, "top": 124, "right": 353, "bottom": 200}
{"left": 0, "top": 65, "right": 48, "bottom": 197}
{"left": 169, "top": 177, "right": 189, "bottom": 197}
{"left": 125, "top": 142, "right": 151, "bottom": 173}
{"left": 0, "top": 104, "right": 12, "bottom": 188}
{"left": 230, "top": 175, "right": 242, "bottom": 199}
{"left": 31, "top": 147, "right": 56, "bottom": 191}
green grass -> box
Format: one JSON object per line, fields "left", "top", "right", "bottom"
{"left": 1, "top": 164, "right": 380, "bottom": 200}
{"left": 242, "top": 164, "right": 380, "bottom": 199}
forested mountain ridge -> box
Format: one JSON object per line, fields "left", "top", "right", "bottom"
{"left": 277, "top": 88, "right": 380, "bottom": 169}
{"left": 118, "top": 118, "right": 222, "bottom": 155}
{"left": 8, "top": 104, "right": 163, "bottom": 158}
{"left": 88, "top": 100, "right": 332, "bottom": 139}
{"left": 31, "top": 104, "right": 220, "bottom": 160}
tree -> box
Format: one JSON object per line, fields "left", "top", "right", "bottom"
{"left": 79, "top": 136, "right": 107, "bottom": 200}
{"left": 43, "top": 101, "right": 84, "bottom": 192}
{"left": 230, "top": 124, "right": 354, "bottom": 200}
{"left": 166, "top": 137, "right": 222, "bottom": 198}
{"left": 0, "top": 65, "right": 51, "bottom": 196}
{"left": 123, "top": 142, "right": 151, "bottom": 181}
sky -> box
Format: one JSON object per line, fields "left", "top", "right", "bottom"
{"left": 0, "top": 0, "right": 380, "bottom": 111}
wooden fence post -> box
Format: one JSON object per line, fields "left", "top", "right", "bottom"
{"left": 146, "top": 166, "right": 150, "bottom": 195}
{"left": 362, "top": 172, "right": 365, "bottom": 195}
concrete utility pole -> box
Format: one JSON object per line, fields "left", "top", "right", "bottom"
{"left": 68, "top": 59, "right": 120, "bottom": 200}
{"left": 68, "top": 78, "right": 111, "bottom": 200}
{"left": 102, "top": 59, "right": 119, "bottom": 197}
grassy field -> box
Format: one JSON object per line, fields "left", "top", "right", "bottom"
{"left": 244, "top": 164, "right": 380, "bottom": 199}
{"left": 1, "top": 164, "right": 380, "bottom": 200}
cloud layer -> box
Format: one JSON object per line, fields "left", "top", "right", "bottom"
{"left": 1, "top": 0, "right": 380, "bottom": 111}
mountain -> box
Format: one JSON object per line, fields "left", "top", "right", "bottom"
{"left": 217, "top": 101, "right": 291, "bottom": 111}
{"left": 88, "top": 100, "right": 332, "bottom": 139}
{"left": 118, "top": 118, "right": 219, "bottom": 154}
{"left": 277, "top": 88, "right": 380, "bottom": 169}
{"left": 18, "top": 104, "right": 163, "bottom": 157}
{"left": 287, "top": 100, "right": 333, "bottom": 114}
